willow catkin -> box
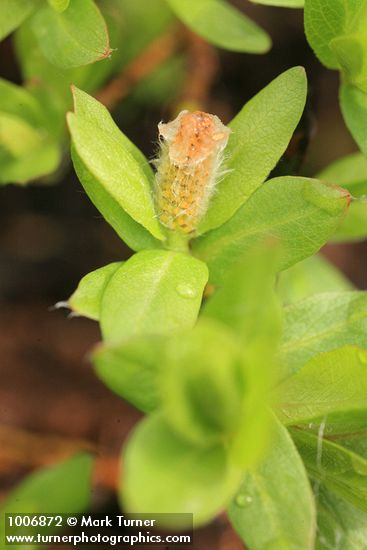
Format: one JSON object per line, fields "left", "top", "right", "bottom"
{"left": 154, "top": 110, "right": 230, "bottom": 235}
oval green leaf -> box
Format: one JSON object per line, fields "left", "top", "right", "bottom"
{"left": 281, "top": 290, "right": 367, "bottom": 377}
{"left": 68, "top": 262, "right": 123, "bottom": 320}
{"left": 166, "top": 0, "right": 271, "bottom": 53}
{"left": 93, "top": 335, "right": 164, "bottom": 413}
{"left": 304, "top": 0, "right": 350, "bottom": 69}
{"left": 121, "top": 414, "right": 241, "bottom": 526}
{"left": 228, "top": 418, "right": 315, "bottom": 550}
{"left": 276, "top": 346, "right": 367, "bottom": 429}
{"left": 193, "top": 177, "right": 350, "bottom": 285}
{"left": 316, "top": 486, "right": 367, "bottom": 550}
{"left": 1, "top": 454, "right": 93, "bottom": 526}
{"left": 100, "top": 249, "right": 208, "bottom": 343}
{"left": 291, "top": 429, "right": 367, "bottom": 514}
{"left": 0, "top": 79, "right": 60, "bottom": 184}
{"left": 68, "top": 87, "right": 165, "bottom": 242}
{"left": 71, "top": 148, "right": 160, "bottom": 251}
{"left": 0, "top": 0, "right": 36, "bottom": 41}
{"left": 31, "top": 0, "right": 111, "bottom": 69}
{"left": 160, "top": 319, "right": 246, "bottom": 446}
{"left": 318, "top": 152, "right": 367, "bottom": 197}
{"left": 199, "top": 67, "right": 308, "bottom": 233}
{"left": 340, "top": 83, "right": 367, "bottom": 159}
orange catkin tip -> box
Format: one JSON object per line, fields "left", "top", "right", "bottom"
{"left": 155, "top": 110, "right": 230, "bottom": 234}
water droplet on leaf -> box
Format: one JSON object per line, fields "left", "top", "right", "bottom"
{"left": 176, "top": 283, "right": 197, "bottom": 299}
{"left": 235, "top": 494, "right": 252, "bottom": 507}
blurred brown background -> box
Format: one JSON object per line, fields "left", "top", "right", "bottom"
{"left": 0, "top": 2, "right": 366, "bottom": 548}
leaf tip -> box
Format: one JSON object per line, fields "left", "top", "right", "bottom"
{"left": 293, "top": 65, "right": 307, "bottom": 81}
{"left": 69, "top": 84, "right": 82, "bottom": 111}
{"left": 335, "top": 184, "right": 352, "bottom": 208}
{"left": 98, "top": 46, "right": 114, "bottom": 62}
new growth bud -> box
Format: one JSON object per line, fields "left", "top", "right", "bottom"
{"left": 154, "top": 110, "right": 230, "bottom": 235}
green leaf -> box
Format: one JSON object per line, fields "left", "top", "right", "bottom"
{"left": 202, "top": 242, "right": 282, "bottom": 465}
{"left": 100, "top": 249, "right": 208, "bottom": 343}
{"left": 277, "top": 255, "right": 352, "bottom": 305}
{"left": 316, "top": 486, "right": 367, "bottom": 550}
{"left": 304, "top": 0, "right": 366, "bottom": 70}
{"left": 0, "top": 79, "right": 60, "bottom": 185}
{"left": 68, "top": 87, "right": 164, "bottom": 242}
{"left": 48, "top": 0, "right": 71, "bottom": 13}
{"left": 336, "top": 432, "right": 367, "bottom": 458}
{"left": 93, "top": 335, "right": 164, "bottom": 412}
{"left": 249, "top": 0, "right": 304, "bottom": 5}
{"left": 199, "top": 68, "right": 307, "bottom": 234}
{"left": 160, "top": 319, "right": 246, "bottom": 446}
{"left": 0, "top": 116, "right": 59, "bottom": 185}
{"left": 95, "top": 245, "right": 279, "bottom": 422}
{"left": 0, "top": 78, "right": 50, "bottom": 129}
{"left": 193, "top": 177, "right": 350, "bottom": 285}
{"left": 1, "top": 454, "right": 93, "bottom": 530}
{"left": 332, "top": 199, "right": 367, "bottom": 242}
{"left": 291, "top": 428, "right": 367, "bottom": 514}
{"left": 203, "top": 240, "right": 281, "bottom": 338}
{"left": 166, "top": 0, "right": 271, "bottom": 54}
{"left": 228, "top": 418, "right": 315, "bottom": 550}
{"left": 0, "top": 0, "right": 36, "bottom": 41}
{"left": 68, "top": 262, "right": 123, "bottom": 320}
{"left": 121, "top": 414, "right": 241, "bottom": 526}
{"left": 331, "top": 33, "right": 367, "bottom": 94}
{"left": 340, "top": 84, "right": 367, "bottom": 159}
{"left": 71, "top": 149, "right": 159, "bottom": 251}
{"left": 281, "top": 291, "right": 367, "bottom": 377}
{"left": 318, "top": 152, "right": 367, "bottom": 196}
{"left": 276, "top": 346, "right": 367, "bottom": 431}
{"left": 31, "top": 0, "right": 111, "bottom": 69}
{"left": 318, "top": 152, "right": 367, "bottom": 241}
{"left": 14, "top": 7, "right": 125, "bottom": 120}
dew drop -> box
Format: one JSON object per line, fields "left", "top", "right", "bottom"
{"left": 176, "top": 283, "right": 197, "bottom": 299}
{"left": 235, "top": 494, "right": 252, "bottom": 507}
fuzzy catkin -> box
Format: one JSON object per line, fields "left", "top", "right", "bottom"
{"left": 154, "top": 110, "right": 230, "bottom": 235}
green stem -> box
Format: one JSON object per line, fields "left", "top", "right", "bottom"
{"left": 165, "top": 230, "right": 190, "bottom": 254}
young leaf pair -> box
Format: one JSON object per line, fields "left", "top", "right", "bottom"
{"left": 67, "top": 66, "right": 350, "bottom": 268}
